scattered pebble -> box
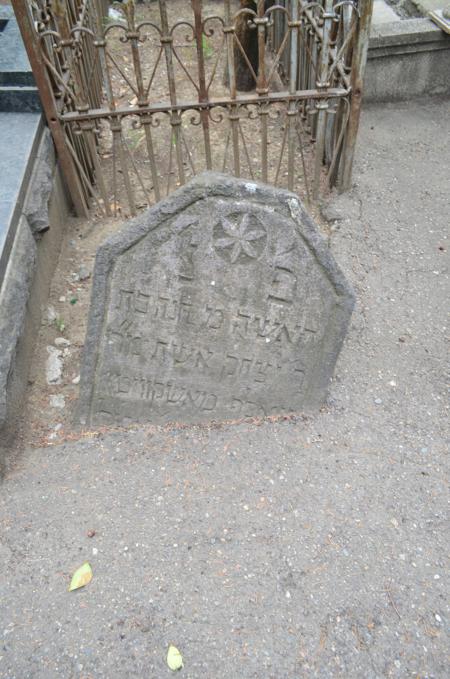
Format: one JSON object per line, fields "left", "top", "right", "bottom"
{"left": 374, "top": 398, "right": 382, "bottom": 405}
{"left": 108, "top": 7, "right": 123, "bottom": 21}
{"left": 49, "top": 394, "right": 65, "bottom": 409}
{"left": 77, "top": 265, "right": 91, "bottom": 281}
{"left": 46, "top": 346, "right": 63, "bottom": 384}
{"left": 54, "top": 337, "right": 70, "bottom": 347}
{"left": 46, "top": 305, "right": 57, "bottom": 323}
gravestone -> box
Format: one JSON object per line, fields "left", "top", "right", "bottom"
{"left": 77, "top": 173, "right": 355, "bottom": 427}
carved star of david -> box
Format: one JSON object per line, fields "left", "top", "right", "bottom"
{"left": 214, "top": 213, "right": 266, "bottom": 263}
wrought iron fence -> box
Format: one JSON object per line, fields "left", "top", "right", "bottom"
{"left": 12, "top": 0, "right": 373, "bottom": 217}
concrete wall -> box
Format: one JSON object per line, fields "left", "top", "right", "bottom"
{"left": 0, "top": 128, "right": 71, "bottom": 448}
{"left": 366, "top": 19, "right": 450, "bottom": 101}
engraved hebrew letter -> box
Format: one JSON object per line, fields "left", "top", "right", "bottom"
{"left": 195, "top": 348, "right": 214, "bottom": 370}
{"left": 116, "top": 288, "right": 134, "bottom": 311}
{"left": 222, "top": 354, "right": 239, "bottom": 377}
{"left": 205, "top": 305, "right": 224, "bottom": 330}
{"left": 202, "top": 394, "right": 217, "bottom": 411}
{"left": 135, "top": 290, "right": 151, "bottom": 314}
{"left": 232, "top": 310, "right": 251, "bottom": 338}
{"left": 178, "top": 227, "right": 199, "bottom": 281}
{"left": 269, "top": 267, "right": 297, "bottom": 304}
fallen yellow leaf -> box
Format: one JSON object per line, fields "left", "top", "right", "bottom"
{"left": 167, "top": 644, "right": 183, "bottom": 671}
{"left": 68, "top": 562, "right": 93, "bottom": 591}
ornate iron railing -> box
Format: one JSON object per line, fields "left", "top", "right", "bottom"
{"left": 12, "top": 0, "right": 373, "bottom": 217}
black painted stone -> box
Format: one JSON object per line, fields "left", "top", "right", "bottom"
{"left": 77, "top": 173, "right": 355, "bottom": 427}
{"left": 0, "top": 6, "right": 40, "bottom": 112}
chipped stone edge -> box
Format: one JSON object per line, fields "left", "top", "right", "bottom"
{"left": 0, "top": 216, "right": 37, "bottom": 429}
{"left": 76, "top": 172, "right": 356, "bottom": 427}
{"left": 23, "top": 128, "right": 56, "bottom": 235}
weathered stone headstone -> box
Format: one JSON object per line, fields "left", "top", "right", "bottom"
{"left": 77, "top": 173, "right": 355, "bottom": 427}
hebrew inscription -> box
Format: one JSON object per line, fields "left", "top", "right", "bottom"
{"left": 78, "top": 173, "right": 355, "bottom": 426}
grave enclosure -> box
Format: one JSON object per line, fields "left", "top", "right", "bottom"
{"left": 78, "top": 174, "right": 355, "bottom": 427}
{"left": 12, "top": 0, "right": 373, "bottom": 217}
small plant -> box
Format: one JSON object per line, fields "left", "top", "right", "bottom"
{"left": 128, "top": 128, "right": 145, "bottom": 151}
{"left": 202, "top": 35, "right": 213, "bottom": 60}
{"left": 54, "top": 316, "right": 66, "bottom": 333}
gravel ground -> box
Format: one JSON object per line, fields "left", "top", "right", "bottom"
{"left": 0, "top": 99, "right": 449, "bottom": 678}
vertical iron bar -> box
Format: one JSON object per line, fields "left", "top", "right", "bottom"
{"left": 340, "top": 0, "right": 374, "bottom": 190}
{"left": 143, "top": 118, "right": 161, "bottom": 202}
{"left": 123, "top": 0, "right": 161, "bottom": 200}
{"left": 313, "top": 0, "right": 333, "bottom": 198}
{"left": 112, "top": 119, "right": 136, "bottom": 216}
{"left": 12, "top": 0, "right": 88, "bottom": 216}
{"left": 158, "top": 0, "right": 185, "bottom": 186}
{"left": 287, "top": 0, "right": 299, "bottom": 191}
{"left": 224, "top": 4, "right": 240, "bottom": 176}
{"left": 83, "top": 122, "right": 111, "bottom": 215}
{"left": 97, "top": 23, "right": 135, "bottom": 215}
{"left": 192, "top": 0, "right": 212, "bottom": 170}
{"left": 257, "top": 0, "right": 268, "bottom": 183}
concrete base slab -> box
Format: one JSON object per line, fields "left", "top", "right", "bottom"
{"left": 412, "top": 0, "right": 447, "bottom": 13}
{"left": 372, "top": 0, "right": 402, "bottom": 24}
{"left": 0, "top": 113, "right": 42, "bottom": 282}
{"left": 366, "top": 18, "right": 450, "bottom": 100}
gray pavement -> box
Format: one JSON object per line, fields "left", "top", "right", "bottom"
{"left": 1, "top": 99, "right": 449, "bottom": 678}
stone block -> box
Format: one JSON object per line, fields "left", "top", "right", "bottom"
{"left": 77, "top": 173, "right": 355, "bottom": 427}
{"left": 0, "top": 215, "right": 36, "bottom": 430}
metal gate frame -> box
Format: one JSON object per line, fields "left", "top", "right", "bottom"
{"left": 12, "top": 0, "right": 373, "bottom": 217}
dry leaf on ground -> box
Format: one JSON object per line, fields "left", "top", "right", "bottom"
{"left": 68, "top": 562, "right": 93, "bottom": 591}
{"left": 167, "top": 644, "right": 183, "bottom": 671}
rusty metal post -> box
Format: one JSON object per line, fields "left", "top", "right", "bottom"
{"left": 340, "top": 0, "right": 374, "bottom": 191}
{"left": 287, "top": 0, "right": 299, "bottom": 191}
{"left": 224, "top": 1, "right": 241, "bottom": 176}
{"left": 158, "top": 0, "right": 186, "bottom": 187}
{"left": 312, "top": 0, "right": 333, "bottom": 198}
{"left": 192, "top": 0, "right": 212, "bottom": 170}
{"left": 256, "top": 0, "right": 268, "bottom": 183}
{"left": 11, "top": 0, "right": 89, "bottom": 217}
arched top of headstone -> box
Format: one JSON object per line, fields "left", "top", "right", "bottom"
{"left": 77, "top": 173, "right": 355, "bottom": 427}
